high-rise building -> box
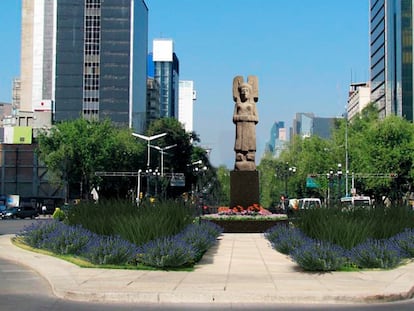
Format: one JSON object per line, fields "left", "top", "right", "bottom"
{"left": 347, "top": 82, "right": 371, "bottom": 120}
{"left": 293, "top": 113, "right": 336, "bottom": 139}
{"left": 293, "top": 113, "right": 314, "bottom": 138}
{"left": 152, "top": 39, "right": 179, "bottom": 118}
{"left": 178, "top": 80, "right": 196, "bottom": 133}
{"left": 264, "top": 121, "right": 286, "bottom": 157}
{"left": 370, "top": 0, "right": 413, "bottom": 121}
{"left": 146, "top": 77, "right": 160, "bottom": 128}
{"left": 20, "top": 0, "right": 148, "bottom": 132}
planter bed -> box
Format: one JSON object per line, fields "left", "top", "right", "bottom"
{"left": 201, "top": 216, "right": 288, "bottom": 233}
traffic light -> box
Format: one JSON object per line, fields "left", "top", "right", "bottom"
{"left": 139, "top": 192, "right": 143, "bottom": 199}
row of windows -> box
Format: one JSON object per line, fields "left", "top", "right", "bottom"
{"left": 83, "top": 97, "right": 99, "bottom": 102}
{"left": 84, "top": 65, "right": 100, "bottom": 74}
{"left": 86, "top": 0, "right": 100, "bottom": 9}
{"left": 83, "top": 103, "right": 99, "bottom": 110}
{"left": 85, "top": 31, "right": 100, "bottom": 39}
{"left": 84, "top": 73, "right": 99, "bottom": 79}
{"left": 86, "top": 20, "right": 100, "bottom": 27}
{"left": 84, "top": 78, "right": 99, "bottom": 87}
{"left": 84, "top": 85, "right": 99, "bottom": 90}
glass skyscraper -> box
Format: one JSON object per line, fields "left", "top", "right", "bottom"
{"left": 370, "top": 0, "right": 413, "bottom": 120}
{"left": 152, "top": 39, "right": 180, "bottom": 119}
{"left": 20, "top": 0, "right": 148, "bottom": 132}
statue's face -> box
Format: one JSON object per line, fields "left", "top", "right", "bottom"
{"left": 240, "top": 86, "right": 250, "bottom": 100}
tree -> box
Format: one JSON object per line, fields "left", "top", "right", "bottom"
{"left": 36, "top": 119, "right": 145, "bottom": 201}
{"left": 215, "top": 165, "right": 230, "bottom": 206}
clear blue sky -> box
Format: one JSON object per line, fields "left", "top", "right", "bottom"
{"left": 0, "top": 0, "right": 369, "bottom": 168}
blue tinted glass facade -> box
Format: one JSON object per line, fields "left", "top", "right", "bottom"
{"left": 54, "top": 0, "right": 85, "bottom": 121}
{"left": 370, "top": 0, "right": 413, "bottom": 121}
{"left": 154, "top": 52, "right": 179, "bottom": 118}
{"left": 54, "top": 0, "right": 148, "bottom": 131}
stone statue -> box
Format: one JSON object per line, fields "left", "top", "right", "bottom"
{"left": 232, "top": 75, "right": 259, "bottom": 171}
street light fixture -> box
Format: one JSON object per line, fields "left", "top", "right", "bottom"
{"left": 149, "top": 144, "right": 177, "bottom": 176}
{"left": 284, "top": 163, "right": 296, "bottom": 199}
{"left": 337, "top": 163, "right": 343, "bottom": 200}
{"left": 132, "top": 132, "right": 167, "bottom": 168}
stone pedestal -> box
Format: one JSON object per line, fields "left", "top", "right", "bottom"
{"left": 230, "top": 170, "right": 260, "bottom": 208}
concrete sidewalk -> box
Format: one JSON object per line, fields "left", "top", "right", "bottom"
{"left": 1, "top": 233, "right": 414, "bottom": 305}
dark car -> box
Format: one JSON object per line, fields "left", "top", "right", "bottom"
{"left": 1, "top": 206, "right": 39, "bottom": 219}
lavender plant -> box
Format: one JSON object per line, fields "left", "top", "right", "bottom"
{"left": 349, "top": 238, "right": 405, "bottom": 269}
{"left": 136, "top": 236, "right": 197, "bottom": 268}
{"left": 38, "top": 222, "right": 91, "bottom": 255}
{"left": 18, "top": 220, "right": 60, "bottom": 248}
{"left": 392, "top": 228, "right": 414, "bottom": 258}
{"left": 177, "top": 222, "right": 223, "bottom": 260}
{"left": 290, "top": 240, "right": 348, "bottom": 271}
{"left": 82, "top": 234, "right": 139, "bottom": 265}
{"left": 265, "top": 225, "right": 309, "bottom": 255}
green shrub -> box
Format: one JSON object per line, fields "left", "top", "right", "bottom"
{"left": 65, "top": 199, "right": 195, "bottom": 246}
{"left": 291, "top": 206, "right": 414, "bottom": 249}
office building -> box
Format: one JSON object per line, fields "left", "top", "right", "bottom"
{"left": 293, "top": 113, "right": 336, "bottom": 140}
{"left": 146, "top": 77, "right": 160, "bottom": 128}
{"left": 264, "top": 121, "right": 287, "bottom": 158}
{"left": 370, "top": 0, "right": 414, "bottom": 120}
{"left": 20, "top": 0, "right": 148, "bottom": 133}
{"left": 178, "top": 80, "right": 196, "bottom": 133}
{"left": 347, "top": 82, "right": 371, "bottom": 120}
{"left": 152, "top": 39, "right": 179, "bottom": 118}
{"left": 293, "top": 113, "right": 314, "bottom": 138}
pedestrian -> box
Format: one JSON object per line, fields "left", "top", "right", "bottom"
{"left": 41, "top": 205, "right": 47, "bottom": 216}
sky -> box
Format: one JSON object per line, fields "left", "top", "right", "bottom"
{"left": 0, "top": 0, "right": 370, "bottom": 169}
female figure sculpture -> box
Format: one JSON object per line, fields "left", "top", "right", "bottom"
{"left": 232, "top": 75, "right": 259, "bottom": 171}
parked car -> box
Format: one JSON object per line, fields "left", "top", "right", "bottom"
{"left": 340, "top": 196, "right": 371, "bottom": 210}
{"left": 298, "top": 198, "right": 322, "bottom": 209}
{"left": 1, "top": 206, "right": 39, "bottom": 219}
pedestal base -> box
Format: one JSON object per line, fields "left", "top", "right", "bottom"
{"left": 230, "top": 171, "right": 260, "bottom": 208}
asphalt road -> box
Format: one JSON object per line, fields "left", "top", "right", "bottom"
{"left": 1, "top": 219, "right": 414, "bottom": 310}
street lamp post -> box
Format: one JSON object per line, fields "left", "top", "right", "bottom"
{"left": 149, "top": 144, "right": 177, "bottom": 176}
{"left": 284, "top": 163, "right": 296, "bottom": 198}
{"left": 337, "top": 163, "right": 343, "bottom": 201}
{"left": 132, "top": 132, "right": 167, "bottom": 168}
{"left": 136, "top": 169, "right": 142, "bottom": 205}
{"left": 327, "top": 169, "right": 334, "bottom": 207}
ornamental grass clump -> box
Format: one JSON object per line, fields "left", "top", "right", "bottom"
{"left": 265, "top": 224, "right": 309, "bottom": 255}
{"left": 349, "top": 238, "right": 405, "bottom": 269}
{"left": 290, "top": 240, "right": 348, "bottom": 271}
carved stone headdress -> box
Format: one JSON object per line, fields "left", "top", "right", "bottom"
{"left": 232, "top": 75, "right": 259, "bottom": 103}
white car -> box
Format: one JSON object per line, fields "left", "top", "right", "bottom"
{"left": 298, "top": 198, "right": 322, "bottom": 209}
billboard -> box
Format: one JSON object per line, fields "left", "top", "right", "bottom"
{"left": 3, "top": 126, "right": 32, "bottom": 144}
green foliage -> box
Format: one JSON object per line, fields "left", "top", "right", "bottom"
{"left": 291, "top": 206, "right": 414, "bottom": 249}
{"left": 36, "top": 118, "right": 145, "bottom": 199}
{"left": 215, "top": 165, "right": 230, "bottom": 206}
{"left": 65, "top": 199, "right": 195, "bottom": 246}
{"left": 147, "top": 118, "right": 195, "bottom": 176}
{"left": 263, "top": 103, "right": 414, "bottom": 202}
